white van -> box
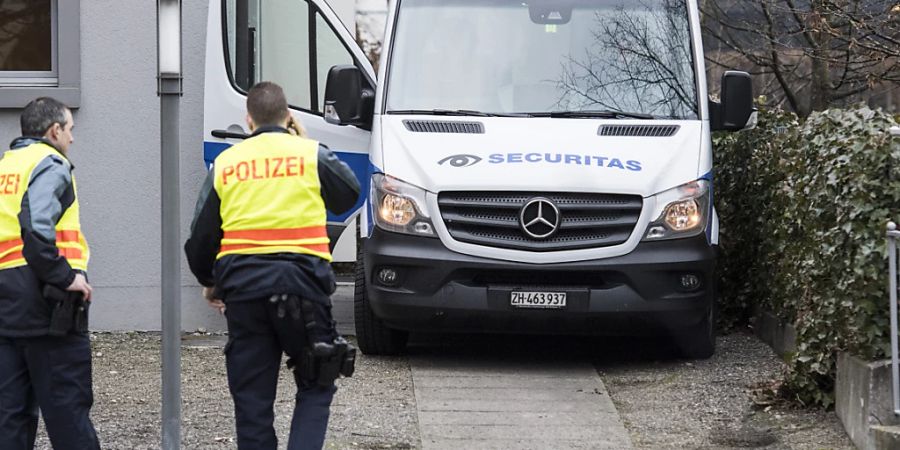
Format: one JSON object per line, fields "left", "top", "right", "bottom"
{"left": 205, "top": 0, "right": 754, "bottom": 358}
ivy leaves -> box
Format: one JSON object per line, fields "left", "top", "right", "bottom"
{"left": 715, "top": 106, "right": 900, "bottom": 407}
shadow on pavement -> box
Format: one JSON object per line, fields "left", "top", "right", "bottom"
{"left": 405, "top": 332, "right": 691, "bottom": 367}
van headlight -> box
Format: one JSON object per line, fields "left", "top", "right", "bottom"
{"left": 371, "top": 174, "right": 436, "bottom": 236}
{"left": 643, "top": 180, "right": 710, "bottom": 241}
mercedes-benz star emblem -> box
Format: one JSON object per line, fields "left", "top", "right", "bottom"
{"left": 519, "top": 197, "right": 561, "bottom": 239}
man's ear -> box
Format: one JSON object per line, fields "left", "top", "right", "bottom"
{"left": 45, "top": 122, "right": 60, "bottom": 141}
{"left": 245, "top": 114, "right": 255, "bottom": 132}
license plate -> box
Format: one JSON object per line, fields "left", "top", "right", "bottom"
{"left": 510, "top": 291, "right": 567, "bottom": 309}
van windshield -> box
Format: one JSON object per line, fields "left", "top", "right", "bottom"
{"left": 385, "top": 0, "right": 698, "bottom": 119}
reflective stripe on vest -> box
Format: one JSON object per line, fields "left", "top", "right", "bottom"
{"left": 213, "top": 133, "right": 331, "bottom": 261}
{"left": 0, "top": 143, "right": 90, "bottom": 271}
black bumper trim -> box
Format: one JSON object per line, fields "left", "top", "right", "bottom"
{"left": 363, "top": 230, "right": 715, "bottom": 335}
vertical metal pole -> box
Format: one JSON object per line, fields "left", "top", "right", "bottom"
{"left": 158, "top": 1, "right": 182, "bottom": 447}
{"left": 889, "top": 222, "right": 900, "bottom": 416}
{"left": 159, "top": 74, "right": 182, "bottom": 448}
{"left": 159, "top": 75, "right": 181, "bottom": 450}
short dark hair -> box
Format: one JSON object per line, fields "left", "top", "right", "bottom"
{"left": 247, "top": 82, "right": 289, "bottom": 127}
{"left": 21, "top": 97, "right": 69, "bottom": 137}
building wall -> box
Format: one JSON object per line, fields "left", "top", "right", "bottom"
{"left": 0, "top": 0, "right": 356, "bottom": 331}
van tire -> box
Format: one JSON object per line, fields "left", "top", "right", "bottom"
{"left": 677, "top": 306, "right": 716, "bottom": 359}
{"left": 354, "top": 245, "right": 408, "bottom": 355}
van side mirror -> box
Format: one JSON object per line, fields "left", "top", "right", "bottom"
{"left": 710, "top": 71, "right": 754, "bottom": 132}
{"left": 324, "top": 65, "right": 374, "bottom": 128}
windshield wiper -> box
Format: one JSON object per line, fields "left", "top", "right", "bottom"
{"left": 529, "top": 110, "right": 656, "bottom": 119}
{"left": 387, "top": 109, "right": 527, "bottom": 118}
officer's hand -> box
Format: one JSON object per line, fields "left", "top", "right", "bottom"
{"left": 203, "top": 287, "right": 225, "bottom": 314}
{"left": 287, "top": 116, "right": 307, "bottom": 138}
{"left": 207, "top": 298, "right": 226, "bottom": 315}
{"left": 67, "top": 273, "right": 93, "bottom": 302}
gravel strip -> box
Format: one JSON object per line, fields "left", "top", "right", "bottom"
{"left": 33, "top": 333, "right": 418, "bottom": 449}
{"left": 600, "top": 331, "right": 854, "bottom": 449}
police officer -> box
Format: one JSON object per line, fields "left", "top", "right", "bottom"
{"left": 0, "top": 97, "right": 99, "bottom": 449}
{"left": 185, "top": 81, "right": 361, "bottom": 450}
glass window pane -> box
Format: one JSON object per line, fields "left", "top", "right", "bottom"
{"left": 0, "top": 0, "right": 52, "bottom": 72}
{"left": 225, "top": 0, "right": 238, "bottom": 78}
{"left": 226, "top": 0, "right": 313, "bottom": 110}
{"left": 316, "top": 13, "right": 354, "bottom": 112}
{"left": 226, "top": 0, "right": 258, "bottom": 89}
{"left": 386, "top": 0, "right": 698, "bottom": 119}
{"left": 260, "top": 0, "right": 311, "bottom": 109}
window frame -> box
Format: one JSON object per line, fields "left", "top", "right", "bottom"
{"left": 221, "top": 0, "right": 368, "bottom": 117}
{"left": 0, "top": 0, "right": 80, "bottom": 108}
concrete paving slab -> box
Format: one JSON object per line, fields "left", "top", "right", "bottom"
{"left": 411, "top": 357, "right": 632, "bottom": 449}
{"left": 417, "top": 410, "right": 619, "bottom": 426}
{"left": 416, "top": 399, "right": 612, "bottom": 413}
{"left": 414, "top": 375, "right": 602, "bottom": 389}
{"left": 419, "top": 424, "right": 626, "bottom": 441}
{"left": 416, "top": 387, "right": 610, "bottom": 402}
{"left": 412, "top": 365, "right": 598, "bottom": 377}
{"left": 420, "top": 439, "right": 606, "bottom": 450}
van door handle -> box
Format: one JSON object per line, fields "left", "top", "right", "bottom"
{"left": 211, "top": 129, "right": 249, "bottom": 140}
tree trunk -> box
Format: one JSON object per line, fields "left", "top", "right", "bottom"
{"left": 807, "top": 3, "right": 832, "bottom": 114}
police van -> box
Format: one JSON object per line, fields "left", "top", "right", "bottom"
{"left": 204, "top": 0, "right": 754, "bottom": 358}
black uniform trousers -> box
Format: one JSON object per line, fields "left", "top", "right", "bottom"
{"left": 0, "top": 333, "right": 100, "bottom": 450}
{"left": 224, "top": 298, "right": 337, "bottom": 450}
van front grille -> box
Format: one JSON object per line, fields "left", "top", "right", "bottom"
{"left": 437, "top": 191, "right": 643, "bottom": 251}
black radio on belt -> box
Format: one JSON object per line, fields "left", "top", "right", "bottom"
{"left": 43, "top": 284, "right": 89, "bottom": 336}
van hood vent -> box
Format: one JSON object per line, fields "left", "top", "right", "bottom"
{"left": 598, "top": 124, "right": 679, "bottom": 137}
{"left": 404, "top": 120, "right": 484, "bottom": 134}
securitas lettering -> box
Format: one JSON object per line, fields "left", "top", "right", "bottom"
{"left": 488, "top": 153, "right": 642, "bottom": 171}
{"left": 221, "top": 157, "right": 305, "bottom": 185}
{"left": 0, "top": 173, "right": 21, "bottom": 195}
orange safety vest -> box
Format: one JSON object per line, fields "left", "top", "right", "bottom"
{"left": 0, "top": 142, "right": 89, "bottom": 271}
{"left": 213, "top": 132, "right": 331, "bottom": 261}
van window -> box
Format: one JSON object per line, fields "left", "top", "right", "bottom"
{"left": 225, "top": 0, "right": 357, "bottom": 114}
{"left": 225, "top": 0, "right": 312, "bottom": 110}
{"left": 315, "top": 12, "right": 354, "bottom": 111}
{"left": 386, "top": 0, "right": 698, "bottom": 119}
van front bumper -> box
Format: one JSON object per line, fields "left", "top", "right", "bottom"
{"left": 364, "top": 229, "right": 715, "bottom": 335}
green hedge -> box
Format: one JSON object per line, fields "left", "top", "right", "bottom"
{"left": 714, "top": 105, "right": 900, "bottom": 407}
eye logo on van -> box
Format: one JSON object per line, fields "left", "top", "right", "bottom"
{"left": 438, "top": 154, "right": 482, "bottom": 167}
{"left": 437, "top": 152, "right": 644, "bottom": 172}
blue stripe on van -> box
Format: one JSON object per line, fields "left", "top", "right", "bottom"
{"left": 202, "top": 141, "right": 371, "bottom": 223}
{"left": 203, "top": 141, "right": 231, "bottom": 167}
{"left": 333, "top": 152, "right": 371, "bottom": 223}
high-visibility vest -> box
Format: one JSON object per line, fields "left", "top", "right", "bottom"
{"left": 0, "top": 142, "right": 89, "bottom": 271}
{"left": 213, "top": 132, "right": 331, "bottom": 261}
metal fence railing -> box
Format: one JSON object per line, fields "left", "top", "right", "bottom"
{"left": 888, "top": 221, "right": 900, "bottom": 416}
{"left": 889, "top": 125, "right": 900, "bottom": 417}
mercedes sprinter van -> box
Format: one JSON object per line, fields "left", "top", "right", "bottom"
{"left": 205, "top": 0, "right": 754, "bottom": 358}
